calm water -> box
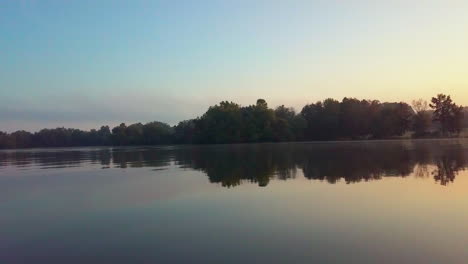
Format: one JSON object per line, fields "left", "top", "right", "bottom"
{"left": 1, "top": 140, "right": 468, "bottom": 263}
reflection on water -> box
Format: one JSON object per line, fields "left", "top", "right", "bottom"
{"left": 1, "top": 139, "right": 467, "bottom": 186}
{"left": 2, "top": 140, "right": 468, "bottom": 264}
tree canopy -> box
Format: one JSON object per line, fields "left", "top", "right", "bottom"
{"left": 430, "top": 94, "right": 464, "bottom": 135}
{"left": 0, "top": 94, "right": 466, "bottom": 149}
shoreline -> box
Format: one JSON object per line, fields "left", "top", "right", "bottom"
{"left": 2, "top": 136, "right": 468, "bottom": 151}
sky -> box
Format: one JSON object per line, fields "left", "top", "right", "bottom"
{"left": 1, "top": 0, "right": 468, "bottom": 132}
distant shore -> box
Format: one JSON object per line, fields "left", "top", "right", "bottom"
{"left": 2, "top": 95, "right": 466, "bottom": 149}
{"left": 2, "top": 134, "right": 468, "bottom": 151}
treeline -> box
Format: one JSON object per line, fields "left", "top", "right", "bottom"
{"left": 1, "top": 94, "right": 466, "bottom": 149}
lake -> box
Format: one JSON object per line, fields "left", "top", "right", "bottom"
{"left": 1, "top": 139, "right": 468, "bottom": 263}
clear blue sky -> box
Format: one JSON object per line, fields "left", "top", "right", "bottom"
{"left": 1, "top": 0, "right": 468, "bottom": 131}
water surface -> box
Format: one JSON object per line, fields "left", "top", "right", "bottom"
{"left": 1, "top": 140, "right": 468, "bottom": 263}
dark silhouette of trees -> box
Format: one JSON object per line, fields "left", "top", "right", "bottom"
{"left": 111, "top": 122, "right": 174, "bottom": 145}
{"left": 173, "top": 120, "right": 197, "bottom": 144}
{"left": 10, "top": 131, "right": 33, "bottom": 148}
{"left": 339, "top": 98, "right": 373, "bottom": 139}
{"left": 430, "top": 94, "right": 464, "bottom": 135}
{"left": 371, "top": 102, "right": 413, "bottom": 138}
{"left": 111, "top": 123, "right": 128, "bottom": 145}
{"left": 321, "top": 98, "right": 341, "bottom": 139}
{"left": 301, "top": 98, "right": 413, "bottom": 140}
{"left": 0, "top": 132, "right": 7, "bottom": 149}
{"left": 143, "top": 122, "right": 174, "bottom": 145}
{"left": 195, "top": 101, "right": 243, "bottom": 144}
{"left": 126, "top": 123, "right": 144, "bottom": 145}
{"left": 0, "top": 127, "right": 113, "bottom": 149}
{"left": 463, "top": 107, "right": 468, "bottom": 128}
{"left": 301, "top": 98, "right": 341, "bottom": 140}
{"left": 241, "top": 99, "right": 276, "bottom": 142}
{"left": 411, "top": 99, "right": 432, "bottom": 137}
{"left": 0, "top": 94, "right": 465, "bottom": 149}
{"left": 272, "top": 105, "right": 297, "bottom": 141}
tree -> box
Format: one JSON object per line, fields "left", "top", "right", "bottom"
{"left": 174, "top": 120, "right": 197, "bottom": 144}
{"left": 339, "top": 98, "right": 372, "bottom": 139}
{"left": 2, "top": 96, "right": 462, "bottom": 149}
{"left": 412, "top": 99, "right": 428, "bottom": 113}
{"left": 291, "top": 115, "right": 307, "bottom": 141}
{"left": 301, "top": 101, "right": 323, "bottom": 140}
{"left": 126, "top": 123, "right": 144, "bottom": 145}
{"left": 197, "top": 101, "right": 242, "bottom": 143}
{"left": 464, "top": 107, "right": 468, "bottom": 128}
{"left": 143, "top": 121, "right": 174, "bottom": 145}
{"left": 301, "top": 99, "right": 342, "bottom": 140}
{"left": 321, "top": 98, "right": 341, "bottom": 139}
{"left": 10, "top": 130, "right": 33, "bottom": 148}
{"left": 239, "top": 100, "right": 276, "bottom": 142}
{"left": 272, "top": 105, "right": 297, "bottom": 141}
{"left": 97, "top": 126, "right": 112, "bottom": 145}
{"left": 274, "top": 105, "right": 296, "bottom": 121}
{"left": 252, "top": 99, "right": 275, "bottom": 141}
{"left": 256, "top": 99, "right": 268, "bottom": 109}
{"left": 430, "top": 94, "right": 464, "bottom": 135}
{"left": 112, "top": 123, "right": 128, "bottom": 145}
{"left": 411, "top": 99, "right": 431, "bottom": 137}
{"left": 371, "top": 103, "right": 413, "bottom": 138}
{"left": 0, "top": 131, "right": 7, "bottom": 149}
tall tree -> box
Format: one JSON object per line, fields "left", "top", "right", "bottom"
{"left": 430, "top": 94, "right": 464, "bottom": 135}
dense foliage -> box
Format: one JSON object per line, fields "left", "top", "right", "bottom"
{"left": 430, "top": 94, "right": 465, "bottom": 135}
{"left": 1, "top": 94, "right": 466, "bottom": 149}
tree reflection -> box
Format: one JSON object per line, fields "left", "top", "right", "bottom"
{"left": 1, "top": 141, "right": 467, "bottom": 187}
{"left": 297, "top": 143, "right": 414, "bottom": 184}
{"left": 173, "top": 145, "right": 288, "bottom": 187}
{"left": 431, "top": 145, "right": 466, "bottom": 185}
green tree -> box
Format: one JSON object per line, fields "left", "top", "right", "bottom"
{"left": 240, "top": 99, "right": 275, "bottom": 142}
{"left": 197, "top": 101, "right": 242, "bottom": 143}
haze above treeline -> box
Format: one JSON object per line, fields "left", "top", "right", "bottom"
{"left": 1, "top": 94, "right": 467, "bottom": 149}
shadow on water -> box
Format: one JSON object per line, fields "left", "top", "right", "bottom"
{"left": 1, "top": 140, "right": 467, "bottom": 187}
